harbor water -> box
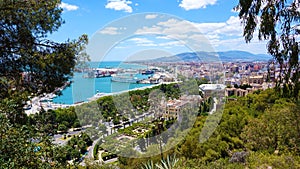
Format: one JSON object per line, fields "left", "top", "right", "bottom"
{"left": 53, "top": 62, "right": 152, "bottom": 104}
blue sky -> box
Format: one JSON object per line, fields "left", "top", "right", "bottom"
{"left": 50, "top": 0, "right": 269, "bottom": 61}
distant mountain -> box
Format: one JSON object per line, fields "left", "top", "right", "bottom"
{"left": 145, "top": 51, "right": 272, "bottom": 62}
{"left": 217, "top": 51, "right": 272, "bottom": 62}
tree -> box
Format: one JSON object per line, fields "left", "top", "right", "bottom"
{"left": 0, "top": 0, "right": 88, "bottom": 123}
{"left": 242, "top": 99, "right": 300, "bottom": 154}
{"left": 0, "top": 0, "right": 88, "bottom": 167}
{"left": 58, "top": 124, "right": 68, "bottom": 133}
{"left": 98, "top": 123, "right": 108, "bottom": 134}
{"left": 236, "top": 0, "right": 300, "bottom": 98}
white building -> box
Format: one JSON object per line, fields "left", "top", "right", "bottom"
{"left": 199, "top": 84, "right": 226, "bottom": 97}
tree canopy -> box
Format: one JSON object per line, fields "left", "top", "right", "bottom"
{"left": 236, "top": 0, "right": 300, "bottom": 98}
{"left": 0, "top": 0, "right": 88, "bottom": 123}
{"left": 0, "top": 0, "right": 88, "bottom": 168}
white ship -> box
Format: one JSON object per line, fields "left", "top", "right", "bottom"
{"left": 111, "top": 73, "right": 140, "bottom": 83}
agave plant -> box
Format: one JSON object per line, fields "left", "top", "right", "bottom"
{"left": 155, "top": 155, "right": 179, "bottom": 169}
{"left": 142, "top": 160, "right": 155, "bottom": 169}
{"left": 141, "top": 155, "right": 179, "bottom": 169}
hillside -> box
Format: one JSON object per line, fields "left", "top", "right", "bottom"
{"left": 144, "top": 50, "right": 272, "bottom": 62}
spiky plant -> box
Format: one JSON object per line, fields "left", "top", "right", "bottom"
{"left": 155, "top": 155, "right": 179, "bottom": 169}
{"left": 142, "top": 160, "right": 155, "bottom": 169}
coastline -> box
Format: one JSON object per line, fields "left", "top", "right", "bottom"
{"left": 76, "top": 81, "right": 178, "bottom": 105}
{"left": 25, "top": 81, "right": 178, "bottom": 115}
{"left": 25, "top": 61, "right": 176, "bottom": 115}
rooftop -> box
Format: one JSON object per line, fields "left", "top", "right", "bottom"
{"left": 199, "top": 84, "right": 226, "bottom": 91}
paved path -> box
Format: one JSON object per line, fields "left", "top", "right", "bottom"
{"left": 87, "top": 136, "right": 102, "bottom": 159}
{"left": 209, "top": 97, "right": 217, "bottom": 114}
{"left": 53, "top": 127, "right": 89, "bottom": 145}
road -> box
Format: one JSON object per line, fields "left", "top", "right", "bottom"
{"left": 209, "top": 97, "right": 217, "bottom": 114}
{"left": 87, "top": 136, "right": 102, "bottom": 159}
{"left": 53, "top": 128, "right": 88, "bottom": 145}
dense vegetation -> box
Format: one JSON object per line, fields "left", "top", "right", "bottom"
{"left": 83, "top": 89, "right": 300, "bottom": 169}
{"left": 31, "top": 83, "right": 187, "bottom": 134}
{"left": 0, "top": 1, "right": 88, "bottom": 168}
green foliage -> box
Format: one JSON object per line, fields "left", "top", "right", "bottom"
{"left": 58, "top": 123, "right": 68, "bottom": 132}
{"left": 156, "top": 155, "right": 179, "bottom": 169}
{"left": 98, "top": 123, "right": 107, "bottom": 134}
{"left": 94, "top": 83, "right": 186, "bottom": 123}
{"left": 142, "top": 160, "right": 155, "bottom": 169}
{"left": 80, "top": 159, "right": 118, "bottom": 169}
{"left": 0, "top": 114, "right": 71, "bottom": 168}
{"left": 0, "top": 1, "right": 88, "bottom": 167}
{"left": 176, "top": 157, "right": 245, "bottom": 169}
{"left": 93, "top": 144, "right": 99, "bottom": 160}
{"left": 159, "top": 83, "right": 180, "bottom": 99}
{"left": 0, "top": 0, "right": 89, "bottom": 104}
{"left": 196, "top": 78, "right": 209, "bottom": 86}
{"left": 172, "top": 89, "right": 300, "bottom": 167}
{"left": 234, "top": 84, "right": 252, "bottom": 90}
{"left": 247, "top": 152, "right": 300, "bottom": 169}
{"left": 242, "top": 98, "right": 300, "bottom": 154}
{"left": 42, "top": 86, "right": 299, "bottom": 168}
{"left": 140, "top": 155, "right": 179, "bottom": 169}
{"left": 97, "top": 96, "right": 118, "bottom": 121}
{"left": 43, "top": 85, "right": 299, "bottom": 169}
{"left": 74, "top": 101, "right": 101, "bottom": 126}
{"left": 66, "top": 133, "right": 92, "bottom": 160}
{"left": 199, "top": 97, "right": 213, "bottom": 115}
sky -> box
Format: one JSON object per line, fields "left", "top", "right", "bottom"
{"left": 49, "top": 0, "right": 269, "bottom": 61}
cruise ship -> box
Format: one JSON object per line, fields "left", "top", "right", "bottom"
{"left": 111, "top": 74, "right": 140, "bottom": 83}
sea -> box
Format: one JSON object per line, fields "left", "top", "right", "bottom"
{"left": 52, "top": 61, "right": 152, "bottom": 105}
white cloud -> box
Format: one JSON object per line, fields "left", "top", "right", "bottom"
{"left": 145, "top": 14, "right": 158, "bottom": 19}
{"left": 157, "top": 19, "right": 198, "bottom": 35}
{"left": 135, "top": 19, "right": 207, "bottom": 51}
{"left": 128, "top": 37, "right": 186, "bottom": 48}
{"left": 134, "top": 16, "right": 268, "bottom": 54}
{"left": 136, "top": 25, "right": 163, "bottom": 34}
{"left": 214, "top": 16, "right": 243, "bottom": 36}
{"left": 105, "top": 0, "right": 133, "bottom": 13}
{"left": 98, "top": 27, "right": 121, "bottom": 35}
{"left": 129, "top": 37, "right": 157, "bottom": 46}
{"left": 130, "top": 37, "right": 153, "bottom": 44}
{"left": 158, "top": 41, "right": 185, "bottom": 47}
{"left": 194, "top": 16, "right": 242, "bottom": 37}
{"left": 59, "top": 2, "right": 79, "bottom": 11}
{"left": 215, "top": 36, "right": 268, "bottom": 54}
{"left": 179, "top": 0, "right": 217, "bottom": 10}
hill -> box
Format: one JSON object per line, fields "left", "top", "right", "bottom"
{"left": 144, "top": 50, "right": 272, "bottom": 62}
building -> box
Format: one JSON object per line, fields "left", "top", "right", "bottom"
{"left": 248, "top": 75, "right": 264, "bottom": 84}
{"left": 165, "top": 95, "right": 202, "bottom": 118}
{"left": 225, "top": 88, "right": 253, "bottom": 97}
{"left": 199, "top": 84, "right": 226, "bottom": 97}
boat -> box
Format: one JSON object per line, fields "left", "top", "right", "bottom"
{"left": 23, "top": 104, "right": 32, "bottom": 110}
{"left": 95, "top": 70, "right": 112, "bottom": 78}
{"left": 39, "top": 97, "right": 53, "bottom": 102}
{"left": 88, "top": 93, "right": 107, "bottom": 101}
{"left": 95, "top": 72, "right": 111, "bottom": 78}
{"left": 111, "top": 74, "right": 140, "bottom": 83}
{"left": 142, "top": 70, "right": 154, "bottom": 75}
